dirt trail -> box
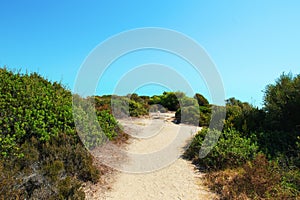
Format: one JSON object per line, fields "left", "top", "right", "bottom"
{"left": 85, "top": 113, "right": 217, "bottom": 200}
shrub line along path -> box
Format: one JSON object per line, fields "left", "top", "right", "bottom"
{"left": 85, "top": 112, "right": 217, "bottom": 200}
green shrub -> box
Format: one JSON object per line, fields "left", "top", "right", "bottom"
{"left": 108, "top": 95, "right": 149, "bottom": 118}
{"left": 196, "top": 73, "right": 300, "bottom": 199}
{"left": 129, "top": 100, "right": 148, "bottom": 117}
{"left": 199, "top": 106, "right": 211, "bottom": 126}
{"left": 73, "top": 94, "right": 123, "bottom": 148}
{"left": 0, "top": 68, "right": 75, "bottom": 156}
{"left": 175, "top": 105, "right": 211, "bottom": 126}
{"left": 175, "top": 106, "right": 200, "bottom": 125}
{"left": 256, "top": 130, "right": 298, "bottom": 158}
{"left": 185, "top": 128, "right": 258, "bottom": 170}
{"left": 194, "top": 93, "right": 209, "bottom": 106}
{"left": 0, "top": 68, "right": 119, "bottom": 199}
{"left": 97, "top": 110, "right": 119, "bottom": 140}
{"left": 160, "top": 92, "right": 180, "bottom": 111}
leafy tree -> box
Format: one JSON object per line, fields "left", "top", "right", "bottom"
{"left": 264, "top": 73, "right": 300, "bottom": 132}
{"left": 224, "top": 98, "right": 265, "bottom": 136}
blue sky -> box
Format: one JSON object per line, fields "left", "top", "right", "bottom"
{"left": 0, "top": 0, "right": 299, "bottom": 107}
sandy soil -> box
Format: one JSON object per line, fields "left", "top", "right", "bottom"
{"left": 85, "top": 112, "right": 217, "bottom": 200}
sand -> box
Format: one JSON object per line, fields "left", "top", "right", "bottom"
{"left": 85, "top": 112, "right": 217, "bottom": 200}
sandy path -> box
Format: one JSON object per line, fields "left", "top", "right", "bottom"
{"left": 86, "top": 113, "right": 217, "bottom": 200}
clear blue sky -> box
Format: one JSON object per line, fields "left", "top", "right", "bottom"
{"left": 1, "top": 0, "right": 299, "bottom": 107}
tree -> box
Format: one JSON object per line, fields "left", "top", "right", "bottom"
{"left": 264, "top": 73, "right": 300, "bottom": 132}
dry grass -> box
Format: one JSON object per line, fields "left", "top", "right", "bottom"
{"left": 203, "top": 154, "right": 298, "bottom": 200}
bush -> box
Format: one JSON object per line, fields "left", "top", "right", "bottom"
{"left": 106, "top": 95, "right": 149, "bottom": 118}
{"left": 191, "top": 73, "right": 300, "bottom": 199}
{"left": 129, "top": 100, "right": 148, "bottom": 117}
{"left": 159, "top": 92, "right": 180, "bottom": 111}
{"left": 185, "top": 128, "right": 258, "bottom": 170}
{"left": 204, "top": 154, "right": 299, "bottom": 199}
{"left": 0, "top": 68, "right": 75, "bottom": 156}
{"left": 175, "top": 105, "right": 211, "bottom": 126}
{"left": 149, "top": 104, "right": 167, "bottom": 113}
{"left": 199, "top": 106, "right": 211, "bottom": 126}
{"left": 97, "top": 110, "right": 119, "bottom": 140}
{"left": 0, "top": 134, "right": 96, "bottom": 199}
{"left": 0, "top": 68, "right": 123, "bottom": 199}
{"left": 264, "top": 73, "right": 300, "bottom": 133}
{"left": 256, "top": 130, "right": 298, "bottom": 158}
{"left": 175, "top": 106, "right": 200, "bottom": 125}
{"left": 194, "top": 93, "right": 209, "bottom": 106}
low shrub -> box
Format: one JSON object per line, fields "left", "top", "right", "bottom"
{"left": 149, "top": 104, "right": 167, "bottom": 113}
{"left": 129, "top": 100, "right": 148, "bottom": 117}
{"left": 175, "top": 105, "right": 211, "bottom": 126}
{"left": 204, "top": 154, "right": 299, "bottom": 199}
{"left": 0, "top": 134, "right": 98, "bottom": 199}
{"left": 185, "top": 128, "right": 258, "bottom": 170}
{"left": 175, "top": 106, "right": 200, "bottom": 126}
{"left": 97, "top": 110, "right": 119, "bottom": 140}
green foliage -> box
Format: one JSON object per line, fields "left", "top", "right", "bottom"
{"left": 224, "top": 97, "right": 265, "bottom": 135}
{"left": 94, "top": 95, "right": 112, "bottom": 111}
{"left": 187, "top": 72, "right": 300, "bottom": 198}
{"left": 148, "top": 95, "right": 162, "bottom": 105}
{"left": 110, "top": 96, "right": 130, "bottom": 118}
{"left": 199, "top": 106, "right": 212, "bottom": 127}
{"left": 260, "top": 72, "right": 300, "bottom": 160}
{"left": 95, "top": 94, "right": 149, "bottom": 118}
{"left": 97, "top": 110, "right": 119, "bottom": 140}
{"left": 160, "top": 92, "right": 180, "bottom": 111}
{"left": 170, "top": 93, "right": 212, "bottom": 126}
{"left": 264, "top": 73, "right": 300, "bottom": 132}
{"left": 223, "top": 94, "right": 299, "bottom": 158}
{"left": 129, "top": 100, "right": 148, "bottom": 117}
{"left": 175, "top": 106, "right": 200, "bottom": 125}
{"left": 256, "top": 130, "right": 298, "bottom": 158}
{"left": 0, "top": 68, "right": 75, "bottom": 156}
{"left": 185, "top": 128, "right": 258, "bottom": 170}
{"left": 73, "top": 95, "right": 107, "bottom": 149}
{"left": 149, "top": 92, "right": 211, "bottom": 125}
{"left": 194, "top": 93, "right": 209, "bottom": 106}
{"left": 0, "top": 68, "right": 124, "bottom": 199}
{"left": 151, "top": 91, "right": 180, "bottom": 111}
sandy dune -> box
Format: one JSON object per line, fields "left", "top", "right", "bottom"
{"left": 85, "top": 113, "right": 217, "bottom": 200}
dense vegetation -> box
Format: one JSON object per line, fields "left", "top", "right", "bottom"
{"left": 0, "top": 68, "right": 122, "bottom": 199}
{"left": 186, "top": 73, "right": 300, "bottom": 199}
{"left": 2, "top": 66, "right": 298, "bottom": 199}
{"left": 94, "top": 94, "right": 149, "bottom": 118}
{"left": 93, "top": 91, "right": 212, "bottom": 127}
{"left": 0, "top": 67, "right": 211, "bottom": 199}
{"left": 148, "top": 91, "right": 211, "bottom": 126}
